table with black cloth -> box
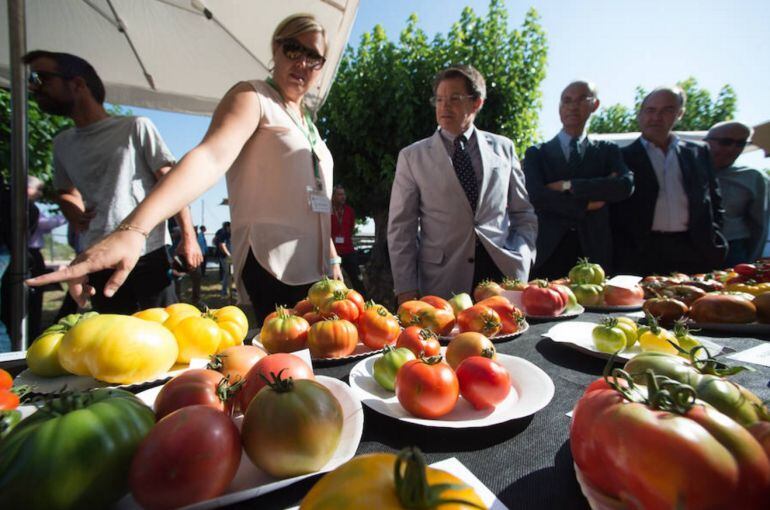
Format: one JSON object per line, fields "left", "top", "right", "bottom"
{"left": 222, "top": 311, "right": 770, "bottom": 510}
{"left": 2, "top": 312, "right": 767, "bottom": 509}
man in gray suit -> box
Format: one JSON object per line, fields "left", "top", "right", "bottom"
{"left": 388, "top": 64, "right": 537, "bottom": 303}
{"left": 524, "top": 81, "right": 633, "bottom": 279}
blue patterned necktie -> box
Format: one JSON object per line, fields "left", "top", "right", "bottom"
{"left": 452, "top": 135, "right": 479, "bottom": 212}
{"left": 568, "top": 136, "right": 582, "bottom": 173}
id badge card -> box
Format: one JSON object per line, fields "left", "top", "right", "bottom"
{"left": 334, "top": 237, "right": 344, "bottom": 244}
{"left": 308, "top": 187, "right": 331, "bottom": 214}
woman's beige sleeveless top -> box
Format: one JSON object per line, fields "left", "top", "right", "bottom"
{"left": 226, "top": 80, "right": 333, "bottom": 303}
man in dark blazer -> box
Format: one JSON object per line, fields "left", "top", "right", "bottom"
{"left": 524, "top": 81, "right": 633, "bottom": 279}
{"left": 613, "top": 86, "right": 727, "bottom": 275}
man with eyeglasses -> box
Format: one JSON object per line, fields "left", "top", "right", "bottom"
{"left": 706, "top": 121, "right": 768, "bottom": 265}
{"left": 612, "top": 86, "right": 727, "bottom": 275}
{"left": 388, "top": 64, "right": 537, "bottom": 302}
{"left": 523, "top": 81, "right": 633, "bottom": 279}
{"left": 21, "top": 50, "right": 202, "bottom": 314}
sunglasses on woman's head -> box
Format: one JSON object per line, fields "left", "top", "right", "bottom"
{"left": 279, "top": 39, "right": 326, "bottom": 70}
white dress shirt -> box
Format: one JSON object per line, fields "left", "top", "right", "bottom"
{"left": 641, "top": 136, "right": 689, "bottom": 232}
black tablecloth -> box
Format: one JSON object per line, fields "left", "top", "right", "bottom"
{"left": 222, "top": 312, "right": 770, "bottom": 509}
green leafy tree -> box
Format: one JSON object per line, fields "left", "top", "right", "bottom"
{"left": 589, "top": 78, "right": 737, "bottom": 134}
{"left": 318, "top": 0, "right": 548, "bottom": 304}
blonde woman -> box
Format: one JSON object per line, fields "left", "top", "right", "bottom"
{"left": 28, "top": 14, "right": 343, "bottom": 324}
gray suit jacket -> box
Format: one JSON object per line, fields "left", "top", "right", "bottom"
{"left": 388, "top": 129, "right": 537, "bottom": 298}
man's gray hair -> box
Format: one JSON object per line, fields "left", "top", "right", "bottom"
{"left": 641, "top": 86, "right": 687, "bottom": 110}
{"left": 562, "top": 80, "right": 598, "bottom": 99}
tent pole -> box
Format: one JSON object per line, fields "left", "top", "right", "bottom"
{"left": 8, "top": 0, "right": 29, "bottom": 351}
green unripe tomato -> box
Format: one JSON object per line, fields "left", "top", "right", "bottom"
{"left": 373, "top": 346, "right": 416, "bottom": 391}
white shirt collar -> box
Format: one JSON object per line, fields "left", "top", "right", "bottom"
{"left": 439, "top": 124, "right": 476, "bottom": 144}
{"left": 641, "top": 134, "right": 679, "bottom": 154}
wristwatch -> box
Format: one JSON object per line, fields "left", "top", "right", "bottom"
{"left": 561, "top": 180, "right": 572, "bottom": 192}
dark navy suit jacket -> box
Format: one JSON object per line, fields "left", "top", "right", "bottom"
{"left": 523, "top": 136, "right": 634, "bottom": 273}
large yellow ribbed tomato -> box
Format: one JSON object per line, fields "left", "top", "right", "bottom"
{"left": 58, "top": 314, "right": 178, "bottom": 384}
{"left": 26, "top": 330, "right": 69, "bottom": 377}
{"left": 171, "top": 315, "right": 222, "bottom": 363}
{"left": 301, "top": 448, "right": 486, "bottom": 510}
{"left": 162, "top": 303, "right": 201, "bottom": 330}
{"left": 132, "top": 307, "right": 170, "bottom": 323}
{"left": 211, "top": 306, "right": 249, "bottom": 351}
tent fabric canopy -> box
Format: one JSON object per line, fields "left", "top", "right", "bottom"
{"left": 0, "top": 0, "right": 360, "bottom": 115}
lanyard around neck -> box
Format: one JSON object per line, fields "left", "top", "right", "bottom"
{"left": 266, "top": 77, "right": 322, "bottom": 188}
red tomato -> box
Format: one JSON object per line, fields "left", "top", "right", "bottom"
{"left": 478, "top": 295, "right": 525, "bottom": 334}
{"left": 521, "top": 281, "right": 566, "bottom": 316}
{"left": 319, "top": 293, "right": 360, "bottom": 323}
{"left": 473, "top": 280, "right": 504, "bottom": 302}
{"left": 456, "top": 356, "right": 511, "bottom": 410}
{"left": 238, "top": 353, "right": 314, "bottom": 413}
{"left": 396, "top": 356, "right": 459, "bottom": 419}
{"left": 154, "top": 369, "right": 228, "bottom": 420}
{"left": 396, "top": 326, "right": 441, "bottom": 357}
{"left": 397, "top": 300, "right": 438, "bottom": 330}
{"left": 734, "top": 263, "right": 757, "bottom": 277}
{"left": 603, "top": 284, "right": 645, "bottom": 306}
{"left": 571, "top": 377, "right": 770, "bottom": 509}
{"left": 307, "top": 318, "right": 359, "bottom": 358}
{"left": 0, "top": 369, "right": 11, "bottom": 391}
{"left": 358, "top": 305, "right": 401, "bottom": 350}
{"left": 0, "top": 389, "right": 20, "bottom": 410}
{"left": 303, "top": 310, "right": 324, "bottom": 326}
{"left": 263, "top": 306, "right": 298, "bottom": 326}
{"left": 129, "top": 405, "right": 241, "bottom": 510}
{"left": 456, "top": 304, "right": 502, "bottom": 336}
{"left": 420, "top": 295, "right": 453, "bottom": 314}
{"left": 445, "top": 332, "right": 496, "bottom": 370}
{"left": 345, "top": 289, "right": 366, "bottom": 315}
{"left": 293, "top": 298, "right": 315, "bottom": 316}
{"left": 208, "top": 344, "right": 266, "bottom": 383}
{"left": 260, "top": 308, "right": 310, "bottom": 354}
{"left": 307, "top": 277, "right": 347, "bottom": 308}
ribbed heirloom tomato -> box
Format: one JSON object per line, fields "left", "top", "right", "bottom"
{"left": 396, "top": 355, "right": 459, "bottom": 419}
{"left": 307, "top": 318, "right": 359, "bottom": 358}
{"left": 358, "top": 304, "right": 401, "bottom": 350}
{"left": 457, "top": 304, "right": 501, "bottom": 337}
{"left": 396, "top": 326, "right": 441, "bottom": 357}
{"left": 260, "top": 306, "right": 310, "bottom": 353}
{"left": 522, "top": 281, "right": 567, "bottom": 316}
{"left": 153, "top": 369, "right": 231, "bottom": 419}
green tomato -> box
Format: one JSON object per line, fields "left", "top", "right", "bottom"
{"left": 571, "top": 284, "right": 605, "bottom": 306}
{"left": 373, "top": 346, "right": 416, "bottom": 391}
{"left": 555, "top": 284, "right": 579, "bottom": 311}
{"left": 448, "top": 293, "right": 473, "bottom": 315}
{"left": 568, "top": 258, "right": 606, "bottom": 285}
{"left": 0, "top": 388, "right": 155, "bottom": 510}
{"left": 592, "top": 319, "right": 627, "bottom": 354}
{"left": 614, "top": 320, "right": 638, "bottom": 349}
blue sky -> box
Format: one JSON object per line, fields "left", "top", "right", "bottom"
{"left": 49, "top": 0, "right": 770, "bottom": 238}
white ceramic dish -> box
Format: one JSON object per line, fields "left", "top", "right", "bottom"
{"left": 116, "top": 375, "right": 363, "bottom": 510}
{"left": 542, "top": 321, "right": 723, "bottom": 361}
{"left": 12, "top": 365, "right": 188, "bottom": 394}
{"left": 348, "top": 351, "right": 554, "bottom": 428}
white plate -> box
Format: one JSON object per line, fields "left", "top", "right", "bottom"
{"left": 117, "top": 375, "right": 363, "bottom": 510}
{"left": 542, "top": 321, "right": 724, "bottom": 361}
{"left": 12, "top": 365, "right": 188, "bottom": 394}
{"left": 349, "top": 351, "right": 554, "bottom": 428}
{"left": 439, "top": 321, "right": 530, "bottom": 343}
{"left": 583, "top": 303, "right": 643, "bottom": 313}
{"left": 526, "top": 305, "right": 585, "bottom": 321}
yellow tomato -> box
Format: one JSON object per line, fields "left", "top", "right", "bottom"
{"left": 162, "top": 303, "right": 201, "bottom": 331}
{"left": 133, "top": 307, "right": 170, "bottom": 323}
{"left": 638, "top": 327, "right": 679, "bottom": 355}
{"left": 211, "top": 305, "right": 250, "bottom": 351}
{"left": 726, "top": 282, "right": 770, "bottom": 296}
{"left": 26, "top": 331, "right": 69, "bottom": 377}
{"left": 301, "top": 449, "right": 486, "bottom": 510}
{"left": 172, "top": 315, "right": 223, "bottom": 363}
{"left": 58, "top": 314, "right": 178, "bottom": 383}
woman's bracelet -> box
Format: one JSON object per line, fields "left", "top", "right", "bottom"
{"left": 329, "top": 257, "right": 342, "bottom": 265}
{"left": 115, "top": 223, "right": 149, "bottom": 238}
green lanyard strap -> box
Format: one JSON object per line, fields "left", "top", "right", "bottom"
{"left": 265, "top": 77, "right": 323, "bottom": 188}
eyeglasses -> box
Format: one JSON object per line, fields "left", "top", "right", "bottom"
{"left": 279, "top": 39, "right": 326, "bottom": 70}
{"left": 28, "top": 70, "right": 72, "bottom": 87}
{"left": 560, "top": 96, "right": 595, "bottom": 106}
{"left": 705, "top": 137, "right": 749, "bottom": 149}
{"left": 430, "top": 94, "right": 475, "bottom": 107}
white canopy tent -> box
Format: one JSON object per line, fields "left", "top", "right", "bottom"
{"left": 0, "top": 0, "right": 360, "bottom": 349}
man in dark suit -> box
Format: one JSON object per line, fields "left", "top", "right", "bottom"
{"left": 524, "top": 81, "right": 633, "bottom": 279}
{"left": 613, "top": 86, "right": 727, "bottom": 275}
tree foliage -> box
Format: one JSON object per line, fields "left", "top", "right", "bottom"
{"left": 589, "top": 77, "right": 737, "bottom": 134}
{"left": 317, "top": 0, "right": 548, "bottom": 304}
